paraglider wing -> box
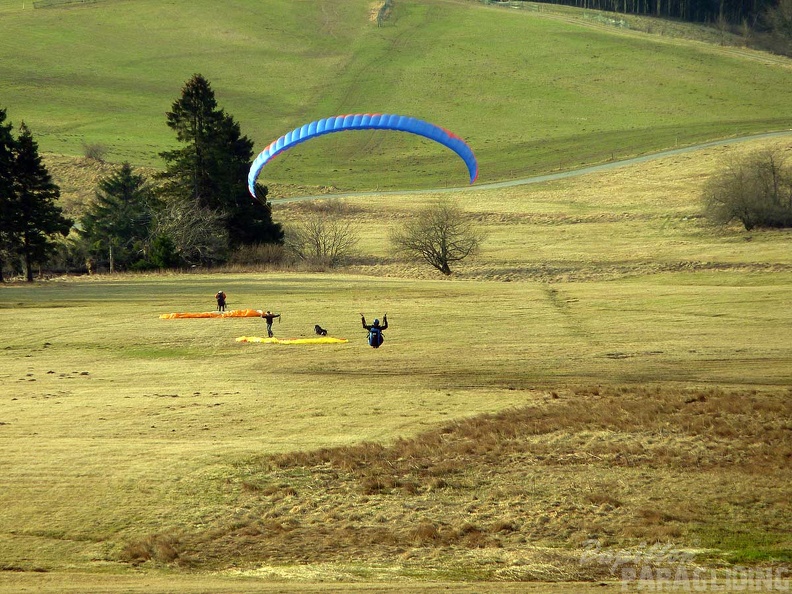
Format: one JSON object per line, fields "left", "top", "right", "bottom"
{"left": 236, "top": 336, "right": 349, "bottom": 345}
{"left": 248, "top": 113, "right": 478, "bottom": 197}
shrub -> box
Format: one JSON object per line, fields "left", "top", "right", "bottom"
{"left": 82, "top": 142, "right": 107, "bottom": 162}
{"left": 285, "top": 206, "right": 359, "bottom": 267}
{"left": 702, "top": 148, "right": 792, "bottom": 230}
{"left": 228, "top": 242, "right": 288, "bottom": 267}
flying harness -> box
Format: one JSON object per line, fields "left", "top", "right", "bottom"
{"left": 368, "top": 325, "right": 384, "bottom": 348}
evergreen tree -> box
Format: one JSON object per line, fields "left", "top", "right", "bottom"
{"left": 158, "top": 74, "right": 282, "bottom": 248}
{"left": 13, "top": 122, "right": 72, "bottom": 281}
{"left": 0, "top": 109, "right": 16, "bottom": 282}
{"left": 762, "top": 0, "right": 792, "bottom": 55}
{"left": 81, "top": 162, "right": 156, "bottom": 272}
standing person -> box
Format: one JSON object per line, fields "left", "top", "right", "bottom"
{"left": 261, "top": 310, "right": 281, "bottom": 338}
{"left": 361, "top": 313, "right": 388, "bottom": 348}
{"left": 215, "top": 290, "right": 227, "bottom": 312}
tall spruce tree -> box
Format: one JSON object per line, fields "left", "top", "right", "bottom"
{"left": 13, "top": 122, "right": 72, "bottom": 281}
{"left": 0, "top": 109, "right": 16, "bottom": 282}
{"left": 81, "top": 162, "right": 156, "bottom": 272}
{"left": 158, "top": 74, "right": 282, "bottom": 248}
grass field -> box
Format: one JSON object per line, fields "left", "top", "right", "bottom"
{"left": 1, "top": 0, "right": 792, "bottom": 190}
{"left": 1, "top": 136, "right": 791, "bottom": 591}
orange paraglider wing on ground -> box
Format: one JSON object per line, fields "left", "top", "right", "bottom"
{"left": 159, "top": 309, "right": 263, "bottom": 319}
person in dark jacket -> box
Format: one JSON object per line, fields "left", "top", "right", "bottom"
{"left": 361, "top": 313, "right": 388, "bottom": 348}
{"left": 215, "top": 290, "right": 227, "bottom": 312}
{"left": 261, "top": 310, "right": 281, "bottom": 338}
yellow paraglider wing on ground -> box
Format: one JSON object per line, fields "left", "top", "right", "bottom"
{"left": 236, "top": 336, "right": 348, "bottom": 345}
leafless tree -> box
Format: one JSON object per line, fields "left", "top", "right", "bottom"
{"left": 151, "top": 199, "right": 228, "bottom": 265}
{"left": 702, "top": 148, "right": 792, "bottom": 230}
{"left": 286, "top": 204, "right": 359, "bottom": 267}
{"left": 390, "top": 198, "right": 483, "bottom": 275}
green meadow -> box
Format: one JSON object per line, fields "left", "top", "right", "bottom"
{"left": 1, "top": 0, "right": 792, "bottom": 190}
{"left": 1, "top": 0, "right": 792, "bottom": 591}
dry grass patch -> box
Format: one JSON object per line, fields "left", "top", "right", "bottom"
{"left": 130, "top": 385, "right": 792, "bottom": 579}
{"left": 120, "top": 532, "right": 181, "bottom": 565}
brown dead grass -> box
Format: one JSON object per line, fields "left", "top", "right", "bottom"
{"left": 123, "top": 385, "right": 791, "bottom": 579}
{"left": 120, "top": 532, "right": 181, "bottom": 565}
{"left": 44, "top": 155, "right": 160, "bottom": 220}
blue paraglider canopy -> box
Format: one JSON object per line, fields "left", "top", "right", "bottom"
{"left": 248, "top": 113, "right": 478, "bottom": 197}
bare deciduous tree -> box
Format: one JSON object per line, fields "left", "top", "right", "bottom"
{"left": 151, "top": 199, "right": 228, "bottom": 266}
{"left": 286, "top": 203, "right": 359, "bottom": 267}
{"left": 390, "top": 198, "right": 483, "bottom": 275}
{"left": 702, "top": 148, "right": 792, "bottom": 230}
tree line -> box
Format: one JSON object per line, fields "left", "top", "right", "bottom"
{"left": 538, "top": 0, "right": 769, "bottom": 24}
{"left": 2, "top": 72, "right": 789, "bottom": 282}
{"left": 521, "top": 0, "right": 792, "bottom": 55}
{"left": 0, "top": 74, "right": 283, "bottom": 280}
{"left": 0, "top": 72, "right": 485, "bottom": 281}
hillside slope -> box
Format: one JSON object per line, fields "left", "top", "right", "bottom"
{"left": 1, "top": 0, "right": 791, "bottom": 191}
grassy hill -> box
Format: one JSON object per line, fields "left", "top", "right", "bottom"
{"left": 1, "top": 0, "right": 791, "bottom": 192}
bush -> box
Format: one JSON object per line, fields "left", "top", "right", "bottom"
{"left": 285, "top": 202, "right": 359, "bottom": 267}
{"left": 151, "top": 199, "right": 228, "bottom": 266}
{"left": 228, "top": 243, "right": 288, "bottom": 267}
{"left": 702, "top": 148, "right": 792, "bottom": 230}
{"left": 82, "top": 142, "right": 107, "bottom": 162}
